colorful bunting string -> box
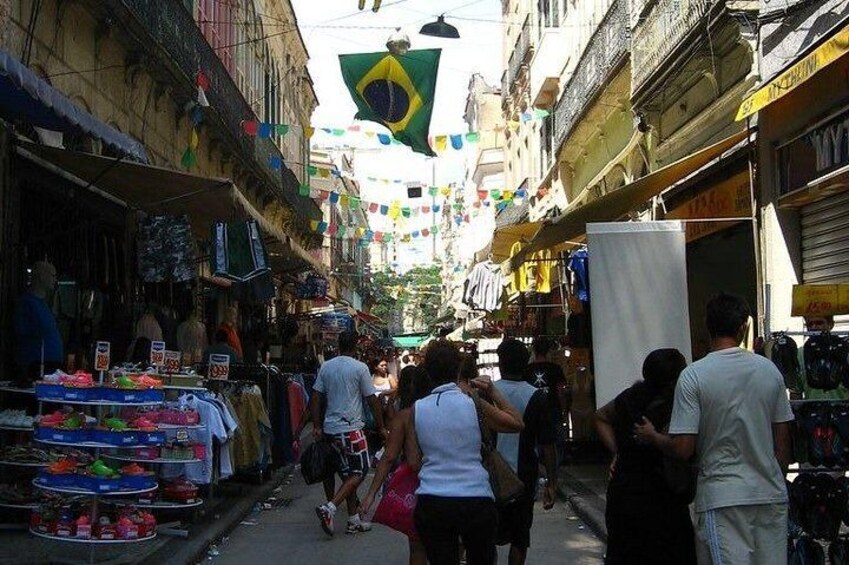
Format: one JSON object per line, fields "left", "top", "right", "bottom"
{"left": 308, "top": 221, "right": 442, "bottom": 243}
{"left": 241, "top": 109, "right": 550, "bottom": 152}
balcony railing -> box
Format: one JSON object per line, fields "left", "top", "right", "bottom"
{"left": 504, "top": 14, "right": 534, "bottom": 99}
{"left": 632, "top": 0, "right": 712, "bottom": 92}
{"left": 115, "top": 0, "right": 320, "bottom": 224}
{"left": 553, "top": 0, "right": 629, "bottom": 150}
{"left": 501, "top": 69, "right": 510, "bottom": 106}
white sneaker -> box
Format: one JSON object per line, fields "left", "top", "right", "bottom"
{"left": 315, "top": 504, "right": 335, "bottom": 536}
{"left": 346, "top": 515, "right": 372, "bottom": 534}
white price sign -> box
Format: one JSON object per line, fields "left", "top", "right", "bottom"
{"left": 150, "top": 341, "right": 166, "bottom": 366}
{"left": 208, "top": 354, "right": 231, "bottom": 380}
{"left": 94, "top": 342, "right": 111, "bottom": 372}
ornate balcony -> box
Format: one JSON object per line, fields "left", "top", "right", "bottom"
{"left": 553, "top": 0, "right": 629, "bottom": 150}
{"left": 632, "top": 0, "right": 712, "bottom": 94}
{"left": 503, "top": 15, "right": 534, "bottom": 105}
{"left": 112, "top": 0, "right": 320, "bottom": 225}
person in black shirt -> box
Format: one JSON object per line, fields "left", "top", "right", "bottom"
{"left": 494, "top": 339, "right": 558, "bottom": 565}
{"left": 525, "top": 337, "right": 567, "bottom": 450}
{"left": 594, "top": 348, "right": 696, "bottom": 565}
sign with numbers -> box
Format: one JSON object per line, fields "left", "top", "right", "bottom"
{"left": 208, "top": 354, "right": 231, "bottom": 380}
{"left": 94, "top": 342, "right": 111, "bottom": 372}
{"left": 150, "top": 341, "right": 166, "bottom": 366}
{"left": 163, "top": 351, "right": 181, "bottom": 374}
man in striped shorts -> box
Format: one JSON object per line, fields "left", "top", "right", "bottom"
{"left": 311, "top": 331, "right": 387, "bottom": 537}
{"left": 636, "top": 293, "right": 793, "bottom": 565}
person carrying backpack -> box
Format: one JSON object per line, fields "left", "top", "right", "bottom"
{"left": 636, "top": 293, "right": 794, "bottom": 565}
{"left": 595, "top": 348, "right": 696, "bottom": 564}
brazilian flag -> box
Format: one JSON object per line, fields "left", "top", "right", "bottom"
{"left": 339, "top": 49, "right": 441, "bottom": 157}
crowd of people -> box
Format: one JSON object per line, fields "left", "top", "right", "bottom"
{"left": 308, "top": 332, "right": 562, "bottom": 564}
{"left": 306, "top": 292, "right": 797, "bottom": 565}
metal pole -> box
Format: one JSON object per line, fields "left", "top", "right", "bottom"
{"left": 431, "top": 159, "right": 436, "bottom": 262}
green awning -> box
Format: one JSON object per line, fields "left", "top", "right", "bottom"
{"left": 392, "top": 334, "right": 428, "bottom": 349}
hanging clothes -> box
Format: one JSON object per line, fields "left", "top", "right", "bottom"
{"left": 160, "top": 393, "right": 235, "bottom": 484}
{"left": 569, "top": 250, "right": 590, "bottom": 304}
{"left": 527, "top": 249, "right": 552, "bottom": 294}
{"left": 211, "top": 220, "right": 270, "bottom": 282}
{"left": 508, "top": 242, "right": 528, "bottom": 295}
{"left": 137, "top": 215, "right": 196, "bottom": 283}
{"left": 226, "top": 385, "right": 272, "bottom": 472}
{"left": 463, "top": 261, "right": 504, "bottom": 312}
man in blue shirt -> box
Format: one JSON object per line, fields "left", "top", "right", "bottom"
{"left": 14, "top": 261, "right": 62, "bottom": 384}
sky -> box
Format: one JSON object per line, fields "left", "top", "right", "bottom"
{"left": 290, "top": 0, "right": 504, "bottom": 271}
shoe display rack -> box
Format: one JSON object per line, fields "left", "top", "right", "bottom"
{"left": 0, "top": 386, "right": 40, "bottom": 525}
{"left": 29, "top": 385, "right": 163, "bottom": 543}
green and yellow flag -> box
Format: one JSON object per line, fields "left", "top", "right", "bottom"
{"left": 339, "top": 49, "right": 441, "bottom": 157}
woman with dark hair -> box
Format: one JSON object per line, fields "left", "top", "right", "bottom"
{"left": 594, "top": 348, "right": 696, "bottom": 564}
{"left": 410, "top": 340, "right": 524, "bottom": 565}
{"left": 360, "top": 365, "right": 432, "bottom": 565}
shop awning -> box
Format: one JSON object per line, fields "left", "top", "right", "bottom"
{"left": 392, "top": 334, "right": 428, "bottom": 349}
{"left": 492, "top": 222, "right": 542, "bottom": 262}
{"left": 17, "top": 141, "right": 326, "bottom": 275}
{"left": 737, "top": 23, "right": 849, "bottom": 121}
{"left": 0, "top": 49, "right": 147, "bottom": 162}
{"left": 510, "top": 130, "right": 748, "bottom": 270}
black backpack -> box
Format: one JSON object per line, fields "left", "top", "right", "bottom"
{"left": 798, "top": 403, "right": 842, "bottom": 467}
{"left": 804, "top": 334, "right": 849, "bottom": 391}
{"left": 767, "top": 334, "right": 800, "bottom": 391}
{"left": 300, "top": 439, "right": 338, "bottom": 485}
{"left": 792, "top": 474, "right": 846, "bottom": 541}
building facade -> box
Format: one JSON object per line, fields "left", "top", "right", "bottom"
{"left": 0, "top": 0, "right": 322, "bottom": 367}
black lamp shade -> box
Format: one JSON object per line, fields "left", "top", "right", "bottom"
{"left": 420, "top": 15, "right": 460, "bottom": 39}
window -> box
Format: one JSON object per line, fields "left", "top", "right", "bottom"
{"left": 537, "top": 0, "right": 560, "bottom": 28}
{"left": 540, "top": 114, "right": 553, "bottom": 171}
{"left": 197, "top": 0, "right": 234, "bottom": 74}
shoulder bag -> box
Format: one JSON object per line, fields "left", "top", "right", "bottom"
{"left": 469, "top": 392, "right": 526, "bottom": 505}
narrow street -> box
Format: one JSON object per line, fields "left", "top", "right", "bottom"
{"left": 209, "top": 471, "right": 603, "bottom": 564}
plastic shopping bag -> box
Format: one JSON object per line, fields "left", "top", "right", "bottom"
{"left": 372, "top": 463, "right": 419, "bottom": 538}
{"left": 300, "top": 440, "right": 337, "bottom": 485}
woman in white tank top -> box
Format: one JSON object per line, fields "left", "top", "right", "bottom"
{"left": 408, "top": 341, "right": 524, "bottom": 565}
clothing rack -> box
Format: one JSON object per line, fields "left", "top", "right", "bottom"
{"left": 771, "top": 331, "right": 849, "bottom": 337}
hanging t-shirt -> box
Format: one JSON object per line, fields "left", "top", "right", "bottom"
{"left": 508, "top": 242, "right": 528, "bottom": 296}
{"left": 569, "top": 250, "right": 589, "bottom": 303}
{"left": 463, "top": 261, "right": 504, "bottom": 312}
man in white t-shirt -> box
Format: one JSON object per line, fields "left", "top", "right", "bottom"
{"left": 636, "top": 293, "right": 793, "bottom": 565}
{"left": 311, "top": 331, "right": 387, "bottom": 537}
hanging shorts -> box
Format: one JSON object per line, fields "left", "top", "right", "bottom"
{"left": 327, "top": 429, "right": 370, "bottom": 479}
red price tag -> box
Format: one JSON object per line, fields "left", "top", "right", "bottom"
{"left": 95, "top": 342, "right": 111, "bottom": 372}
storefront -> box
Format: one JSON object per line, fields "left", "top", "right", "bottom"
{"left": 747, "top": 20, "right": 849, "bottom": 332}
{"left": 0, "top": 52, "right": 318, "bottom": 552}
{"left": 664, "top": 160, "right": 757, "bottom": 358}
